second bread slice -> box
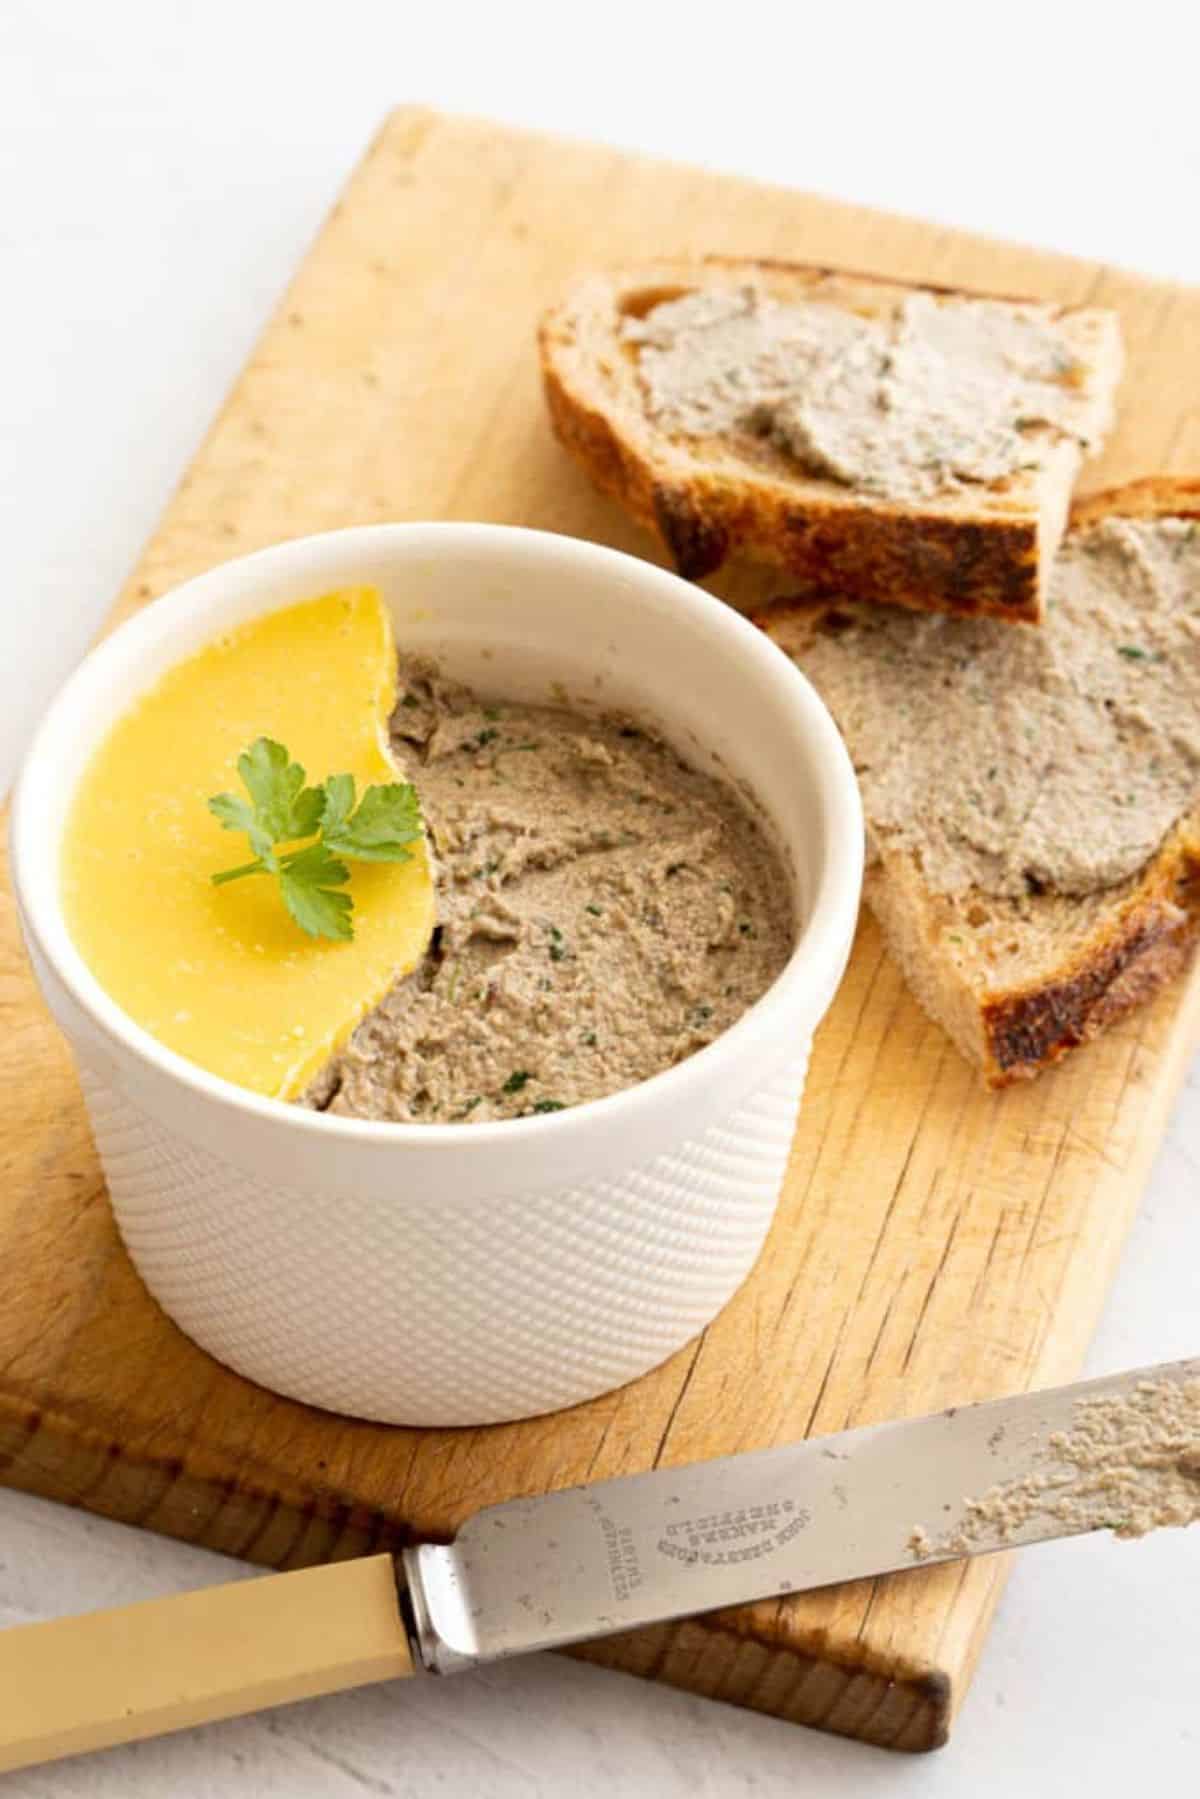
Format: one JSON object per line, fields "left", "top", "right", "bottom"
{"left": 762, "top": 477, "right": 1200, "bottom": 1086}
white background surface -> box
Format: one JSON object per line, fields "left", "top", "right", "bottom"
{"left": 1, "top": 3, "right": 1198, "bottom": 1793}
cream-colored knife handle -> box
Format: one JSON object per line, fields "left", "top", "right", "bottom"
{"left": 0, "top": 1552, "right": 415, "bottom": 1775}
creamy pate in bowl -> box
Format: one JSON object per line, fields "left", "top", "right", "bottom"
{"left": 12, "top": 524, "right": 862, "bottom": 1425}
{"left": 305, "top": 653, "right": 794, "bottom": 1125}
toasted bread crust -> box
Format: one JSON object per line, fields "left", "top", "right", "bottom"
{"left": 544, "top": 355, "right": 1044, "bottom": 600}
{"left": 978, "top": 821, "right": 1200, "bottom": 1084}
{"left": 976, "top": 476, "right": 1200, "bottom": 1082}
{"left": 539, "top": 258, "right": 1122, "bottom": 622}
{"left": 760, "top": 476, "right": 1200, "bottom": 1085}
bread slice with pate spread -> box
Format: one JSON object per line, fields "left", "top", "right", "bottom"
{"left": 761, "top": 478, "right": 1200, "bottom": 1086}
{"left": 539, "top": 258, "right": 1124, "bottom": 625}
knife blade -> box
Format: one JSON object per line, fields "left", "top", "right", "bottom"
{"left": 402, "top": 1355, "right": 1200, "bottom": 1669}
{"left": 2, "top": 1357, "right": 1197, "bottom": 1773}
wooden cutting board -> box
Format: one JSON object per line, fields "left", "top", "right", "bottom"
{"left": 2, "top": 108, "right": 1199, "bottom": 1754}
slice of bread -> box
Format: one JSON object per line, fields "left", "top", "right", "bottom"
{"left": 761, "top": 478, "right": 1200, "bottom": 1087}
{"left": 540, "top": 258, "right": 1123, "bottom": 624}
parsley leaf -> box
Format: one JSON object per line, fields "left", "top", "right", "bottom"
{"left": 321, "top": 777, "right": 423, "bottom": 863}
{"left": 208, "top": 737, "right": 423, "bottom": 941}
{"left": 319, "top": 771, "right": 356, "bottom": 839}
{"left": 209, "top": 738, "right": 325, "bottom": 869}
{"left": 246, "top": 740, "right": 324, "bottom": 845}
{"left": 279, "top": 842, "right": 354, "bottom": 941}
{"left": 207, "top": 790, "right": 273, "bottom": 865}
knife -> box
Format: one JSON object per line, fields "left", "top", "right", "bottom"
{"left": 2, "top": 1356, "right": 1197, "bottom": 1772}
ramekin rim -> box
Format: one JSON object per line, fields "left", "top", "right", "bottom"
{"left": 11, "top": 522, "right": 863, "bottom": 1149}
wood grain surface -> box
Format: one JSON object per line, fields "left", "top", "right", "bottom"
{"left": 2, "top": 108, "right": 1199, "bottom": 1753}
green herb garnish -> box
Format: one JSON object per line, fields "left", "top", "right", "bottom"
{"left": 502, "top": 1070, "right": 532, "bottom": 1094}
{"left": 1118, "top": 644, "right": 1149, "bottom": 661}
{"left": 530, "top": 1099, "right": 566, "bottom": 1114}
{"left": 208, "top": 737, "right": 422, "bottom": 942}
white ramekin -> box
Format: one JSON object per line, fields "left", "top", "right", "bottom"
{"left": 11, "top": 525, "right": 862, "bottom": 1427}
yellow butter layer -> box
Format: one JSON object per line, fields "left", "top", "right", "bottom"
{"left": 61, "top": 588, "right": 435, "bottom": 1099}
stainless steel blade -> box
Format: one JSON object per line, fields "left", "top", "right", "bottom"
{"left": 402, "top": 1357, "right": 1200, "bottom": 1670}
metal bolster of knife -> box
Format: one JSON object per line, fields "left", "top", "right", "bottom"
{"left": 396, "top": 1543, "right": 481, "bottom": 1675}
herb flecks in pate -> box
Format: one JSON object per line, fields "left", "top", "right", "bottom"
{"left": 304, "top": 661, "right": 793, "bottom": 1122}
{"left": 624, "top": 285, "right": 1113, "bottom": 506}
{"left": 798, "top": 518, "right": 1200, "bottom": 899}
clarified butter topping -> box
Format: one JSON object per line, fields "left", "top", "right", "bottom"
{"left": 61, "top": 588, "right": 435, "bottom": 1097}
